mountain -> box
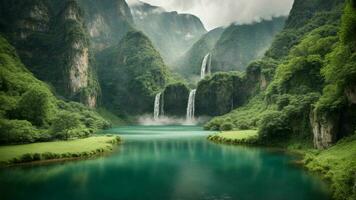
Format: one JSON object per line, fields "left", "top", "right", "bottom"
{"left": 211, "top": 17, "right": 286, "bottom": 72}
{"left": 174, "top": 27, "right": 224, "bottom": 80}
{"left": 96, "top": 31, "right": 170, "bottom": 116}
{"left": 129, "top": 1, "right": 207, "bottom": 65}
{"left": 0, "top": 0, "right": 99, "bottom": 107}
{"left": 205, "top": 0, "right": 348, "bottom": 142}
{"left": 77, "top": 0, "right": 134, "bottom": 51}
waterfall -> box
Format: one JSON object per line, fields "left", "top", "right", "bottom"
{"left": 186, "top": 89, "right": 197, "bottom": 121}
{"left": 200, "top": 53, "right": 211, "bottom": 79}
{"left": 154, "top": 92, "right": 162, "bottom": 120}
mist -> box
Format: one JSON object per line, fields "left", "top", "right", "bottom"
{"left": 127, "top": 0, "right": 294, "bottom": 30}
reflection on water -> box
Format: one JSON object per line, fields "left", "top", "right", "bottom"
{"left": 0, "top": 126, "right": 330, "bottom": 200}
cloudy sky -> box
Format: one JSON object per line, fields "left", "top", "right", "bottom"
{"left": 128, "top": 0, "right": 294, "bottom": 30}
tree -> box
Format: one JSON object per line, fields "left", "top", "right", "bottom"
{"left": 16, "top": 85, "right": 56, "bottom": 126}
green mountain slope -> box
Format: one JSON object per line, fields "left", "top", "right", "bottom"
{"left": 174, "top": 27, "right": 224, "bottom": 80}
{"left": 130, "top": 1, "right": 207, "bottom": 65}
{"left": 97, "top": 31, "right": 170, "bottom": 116}
{"left": 211, "top": 17, "right": 286, "bottom": 72}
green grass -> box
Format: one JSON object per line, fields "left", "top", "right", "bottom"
{"left": 0, "top": 136, "right": 121, "bottom": 164}
{"left": 218, "top": 130, "right": 258, "bottom": 140}
{"left": 303, "top": 135, "right": 356, "bottom": 200}
{"left": 208, "top": 130, "right": 259, "bottom": 145}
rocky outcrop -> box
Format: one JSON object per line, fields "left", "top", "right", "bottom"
{"left": 345, "top": 85, "right": 356, "bottom": 104}
{"left": 310, "top": 110, "right": 340, "bottom": 149}
{"left": 78, "top": 0, "right": 133, "bottom": 51}
{"left": 163, "top": 83, "right": 190, "bottom": 117}
{"left": 0, "top": 0, "right": 99, "bottom": 108}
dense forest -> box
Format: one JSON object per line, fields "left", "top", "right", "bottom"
{"left": 0, "top": 0, "right": 355, "bottom": 199}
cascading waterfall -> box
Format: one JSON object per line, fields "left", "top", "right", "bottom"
{"left": 154, "top": 92, "right": 162, "bottom": 120}
{"left": 200, "top": 53, "right": 211, "bottom": 79}
{"left": 186, "top": 89, "right": 197, "bottom": 121}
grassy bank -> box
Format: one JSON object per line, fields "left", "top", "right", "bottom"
{"left": 207, "top": 130, "right": 258, "bottom": 145}
{"left": 207, "top": 131, "right": 356, "bottom": 200}
{"left": 0, "top": 136, "right": 121, "bottom": 165}
{"left": 303, "top": 135, "right": 356, "bottom": 200}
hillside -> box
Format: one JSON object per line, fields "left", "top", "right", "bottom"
{"left": 96, "top": 31, "right": 170, "bottom": 116}
{"left": 174, "top": 27, "right": 224, "bottom": 80}
{"left": 129, "top": 1, "right": 207, "bottom": 65}
{"left": 0, "top": 34, "right": 109, "bottom": 144}
{"left": 211, "top": 17, "right": 286, "bottom": 72}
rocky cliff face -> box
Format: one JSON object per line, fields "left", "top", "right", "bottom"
{"left": 211, "top": 17, "right": 286, "bottom": 72}
{"left": 0, "top": 0, "right": 99, "bottom": 108}
{"left": 310, "top": 111, "right": 340, "bottom": 149}
{"left": 129, "top": 1, "right": 206, "bottom": 65}
{"left": 78, "top": 0, "right": 133, "bottom": 51}
{"left": 162, "top": 83, "right": 190, "bottom": 117}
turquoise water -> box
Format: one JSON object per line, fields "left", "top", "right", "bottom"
{"left": 0, "top": 126, "right": 330, "bottom": 200}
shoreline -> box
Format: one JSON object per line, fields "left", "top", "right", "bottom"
{"left": 0, "top": 136, "right": 121, "bottom": 167}
{"left": 207, "top": 131, "right": 356, "bottom": 200}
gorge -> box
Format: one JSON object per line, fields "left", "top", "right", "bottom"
{"left": 0, "top": 0, "right": 355, "bottom": 200}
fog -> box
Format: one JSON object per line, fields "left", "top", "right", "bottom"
{"left": 127, "top": 0, "right": 294, "bottom": 30}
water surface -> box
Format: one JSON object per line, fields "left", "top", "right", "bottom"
{"left": 0, "top": 126, "right": 330, "bottom": 200}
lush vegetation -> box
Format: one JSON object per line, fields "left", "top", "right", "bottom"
{"left": 196, "top": 72, "right": 246, "bottom": 116}
{"left": 0, "top": 35, "right": 110, "bottom": 145}
{"left": 304, "top": 134, "right": 356, "bottom": 200}
{"left": 205, "top": 1, "right": 356, "bottom": 199}
{"left": 0, "top": 0, "right": 100, "bottom": 105}
{"left": 162, "top": 82, "right": 190, "bottom": 117}
{"left": 208, "top": 130, "right": 258, "bottom": 145}
{"left": 0, "top": 136, "right": 120, "bottom": 165}
{"left": 97, "top": 31, "right": 170, "bottom": 116}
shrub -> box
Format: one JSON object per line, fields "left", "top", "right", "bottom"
{"left": 15, "top": 86, "right": 56, "bottom": 126}
{"left": 50, "top": 111, "right": 85, "bottom": 140}
{"left": 220, "top": 122, "right": 233, "bottom": 131}
{"left": 258, "top": 111, "right": 291, "bottom": 142}
{"left": 0, "top": 119, "right": 40, "bottom": 144}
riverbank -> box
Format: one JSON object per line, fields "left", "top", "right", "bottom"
{"left": 207, "top": 131, "right": 356, "bottom": 200}
{"left": 0, "top": 136, "right": 121, "bottom": 166}
{"left": 207, "top": 130, "right": 259, "bottom": 145}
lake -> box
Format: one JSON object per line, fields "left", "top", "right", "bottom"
{"left": 0, "top": 126, "right": 330, "bottom": 200}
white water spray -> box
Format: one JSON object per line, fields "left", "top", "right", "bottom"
{"left": 200, "top": 53, "right": 211, "bottom": 79}
{"left": 186, "top": 89, "right": 197, "bottom": 122}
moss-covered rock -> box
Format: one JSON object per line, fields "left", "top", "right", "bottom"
{"left": 196, "top": 72, "right": 244, "bottom": 116}
{"left": 162, "top": 82, "right": 190, "bottom": 117}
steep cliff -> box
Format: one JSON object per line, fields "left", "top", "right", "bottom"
{"left": 162, "top": 82, "right": 190, "bottom": 117}
{"left": 77, "top": 0, "right": 134, "bottom": 51}
{"left": 174, "top": 27, "right": 224, "bottom": 80}
{"left": 129, "top": 1, "right": 207, "bottom": 65}
{"left": 97, "top": 31, "right": 170, "bottom": 116}
{"left": 211, "top": 17, "right": 286, "bottom": 72}
{"left": 0, "top": 0, "right": 100, "bottom": 107}
{"left": 0, "top": 35, "right": 109, "bottom": 144}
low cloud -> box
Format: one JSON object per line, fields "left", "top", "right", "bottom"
{"left": 127, "top": 0, "right": 294, "bottom": 30}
